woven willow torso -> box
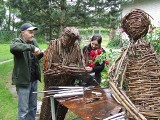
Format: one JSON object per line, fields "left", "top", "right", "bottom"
{"left": 109, "top": 9, "right": 160, "bottom": 120}
{"left": 125, "top": 41, "right": 160, "bottom": 119}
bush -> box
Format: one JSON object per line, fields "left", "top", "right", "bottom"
{"left": 35, "top": 35, "right": 46, "bottom": 44}
{"left": 0, "top": 31, "right": 17, "bottom": 43}
{"left": 79, "top": 28, "right": 109, "bottom": 37}
{"left": 107, "top": 36, "right": 121, "bottom": 48}
{"left": 145, "top": 27, "right": 160, "bottom": 53}
{"left": 0, "top": 30, "right": 47, "bottom": 44}
{"left": 101, "top": 49, "right": 120, "bottom": 87}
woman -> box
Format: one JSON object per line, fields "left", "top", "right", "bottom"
{"left": 83, "top": 34, "right": 106, "bottom": 86}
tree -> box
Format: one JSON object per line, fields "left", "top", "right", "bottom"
{"left": 9, "top": 0, "right": 131, "bottom": 40}
{"left": 0, "top": 0, "right": 6, "bottom": 29}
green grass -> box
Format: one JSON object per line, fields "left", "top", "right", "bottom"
{"left": 0, "top": 63, "right": 46, "bottom": 119}
{"left": 101, "top": 34, "right": 110, "bottom": 48}
{"left": 0, "top": 44, "right": 13, "bottom": 62}
{"left": 0, "top": 62, "right": 17, "bottom": 120}
{"left": 39, "top": 43, "right": 48, "bottom": 50}
{"left": 0, "top": 43, "right": 48, "bottom": 62}
{"left": 0, "top": 35, "right": 107, "bottom": 62}
{"left": 37, "top": 63, "right": 45, "bottom": 101}
{"left": 80, "top": 34, "right": 110, "bottom": 48}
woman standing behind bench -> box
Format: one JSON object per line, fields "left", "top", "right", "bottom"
{"left": 82, "top": 34, "right": 106, "bottom": 86}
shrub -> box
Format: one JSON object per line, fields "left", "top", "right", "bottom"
{"left": 101, "top": 49, "right": 120, "bottom": 87}
{"left": 0, "top": 30, "right": 48, "bottom": 44}
{"left": 0, "top": 31, "right": 17, "bottom": 43}
{"left": 107, "top": 36, "right": 121, "bottom": 48}
{"left": 145, "top": 27, "right": 160, "bottom": 53}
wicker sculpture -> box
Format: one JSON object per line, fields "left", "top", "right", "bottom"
{"left": 122, "top": 9, "right": 151, "bottom": 43}
{"left": 40, "top": 27, "right": 86, "bottom": 120}
{"left": 109, "top": 9, "right": 160, "bottom": 120}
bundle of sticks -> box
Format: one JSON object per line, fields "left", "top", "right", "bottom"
{"left": 44, "top": 63, "right": 86, "bottom": 77}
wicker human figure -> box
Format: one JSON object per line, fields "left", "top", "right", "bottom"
{"left": 40, "top": 27, "right": 85, "bottom": 120}
{"left": 109, "top": 9, "right": 160, "bottom": 120}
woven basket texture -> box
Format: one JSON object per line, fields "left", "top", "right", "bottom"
{"left": 122, "top": 9, "right": 150, "bottom": 43}
{"left": 113, "top": 9, "right": 160, "bottom": 119}
{"left": 125, "top": 41, "right": 160, "bottom": 119}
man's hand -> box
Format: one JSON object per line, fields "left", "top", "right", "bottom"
{"left": 34, "top": 47, "right": 40, "bottom": 53}
{"left": 33, "top": 47, "right": 41, "bottom": 55}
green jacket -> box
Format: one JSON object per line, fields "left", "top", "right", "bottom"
{"left": 10, "top": 37, "right": 43, "bottom": 86}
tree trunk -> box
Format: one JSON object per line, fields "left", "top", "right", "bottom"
{"left": 8, "top": 0, "right": 11, "bottom": 31}
{"left": 12, "top": 15, "right": 15, "bottom": 31}
{"left": 48, "top": 1, "right": 52, "bottom": 40}
{"left": 109, "top": 28, "right": 115, "bottom": 40}
{"left": 59, "top": 0, "right": 66, "bottom": 36}
{"left": 49, "top": 18, "right": 52, "bottom": 40}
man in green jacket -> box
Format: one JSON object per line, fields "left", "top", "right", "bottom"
{"left": 10, "top": 23, "right": 43, "bottom": 120}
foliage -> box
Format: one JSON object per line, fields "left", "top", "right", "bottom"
{"left": 0, "top": 30, "right": 49, "bottom": 44}
{"left": 35, "top": 33, "right": 47, "bottom": 44}
{"left": 0, "top": 28, "right": 109, "bottom": 44}
{"left": 107, "top": 36, "right": 121, "bottom": 48}
{"left": 107, "top": 6, "right": 122, "bottom": 29}
{"left": 6, "top": 0, "right": 129, "bottom": 39}
{"left": 79, "top": 28, "right": 109, "bottom": 36}
{"left": 101, "top": 49, "right": 120, "bottom": 87}
{"left": 0, "top": 31, "right": 17, "bottom": 43}
{"left": 0, "top": 0, "right": 6, "bottom": 27}
{"left": 145, "top": 27, "right": 160, "bottom": 53}
{"left": 108, "top": 49, "right": 120, "bottom": 63}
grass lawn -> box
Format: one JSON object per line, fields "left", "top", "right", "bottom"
{"left": 0, "top": 44, "right": 13, "bottom": 62}
{"left": 80, "top": 34, "right": 109, "bottom": 49}
{"left": 0, "top": 62, "right": 17, "bottom": 120}
{"left": 101, "top": 34, "right": 110, "bottom": 48}
{"left": 0, "top": 43, "right": 48, "bottom": 62}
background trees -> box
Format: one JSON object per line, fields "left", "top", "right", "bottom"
{"left": 0, "top": 0, "right": 7, "bottom": 29}
{"left": 1, "top": 0, "right": 133, "bottom": 40}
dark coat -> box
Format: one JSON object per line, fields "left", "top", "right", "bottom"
{"left": 10, "top": 37, "right": 43, "bottom": 86}
{"left": 83, "top": 45, "right": 105, "bottom": 84}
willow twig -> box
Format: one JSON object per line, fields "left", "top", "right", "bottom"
{"left": 109, "top": 81, "right": 147, "bottom": 120}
